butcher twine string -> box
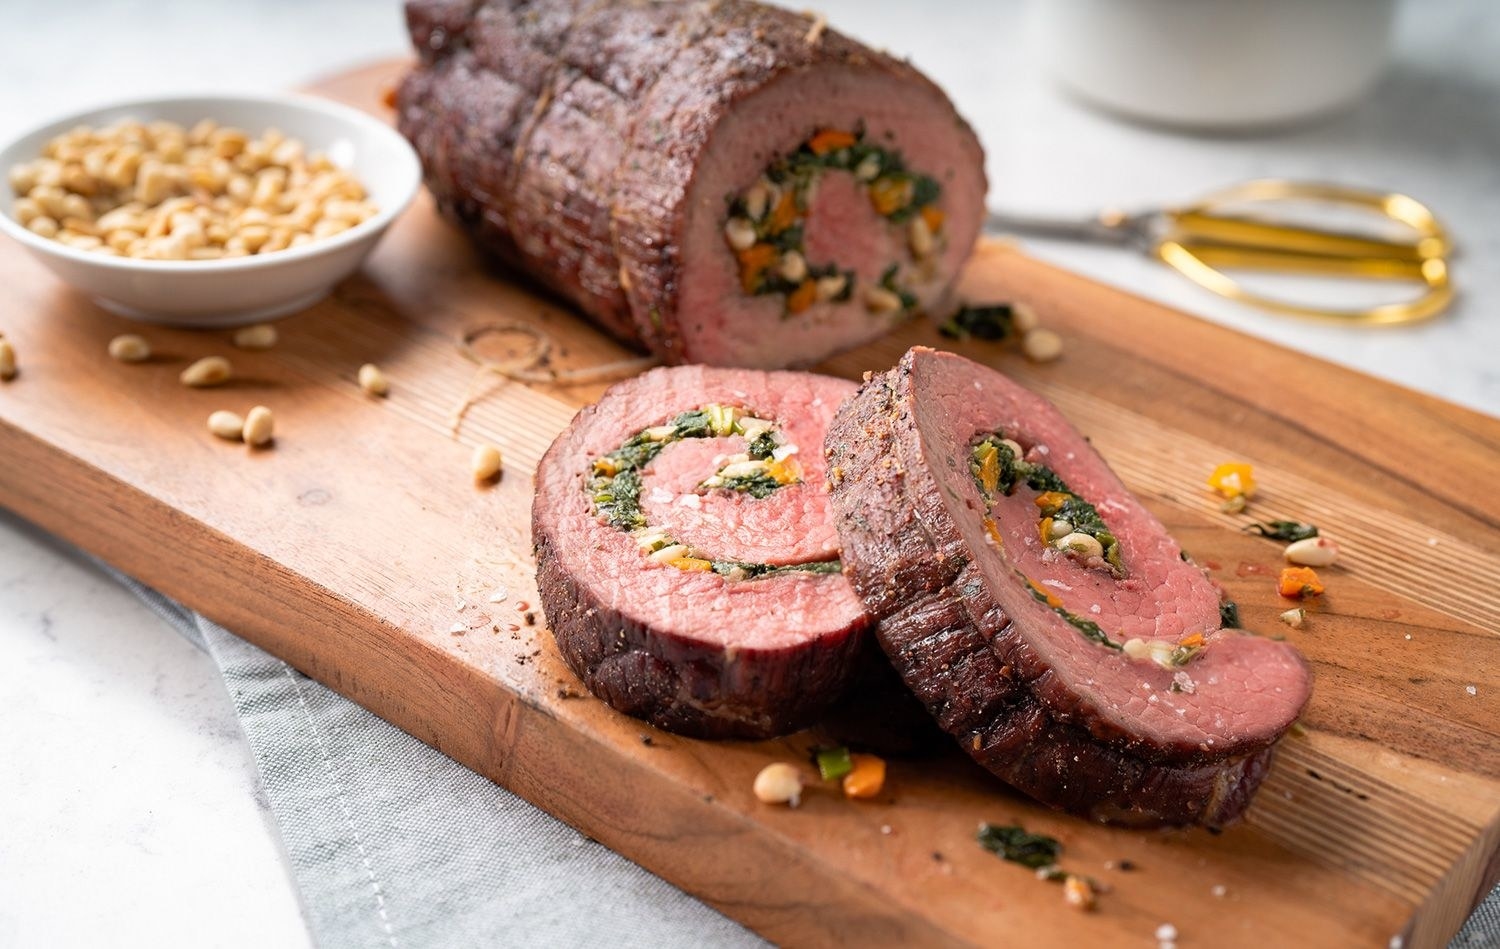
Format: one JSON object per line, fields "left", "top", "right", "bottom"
{"left": 449, "top": 321, "right": 659, "bottom": 435}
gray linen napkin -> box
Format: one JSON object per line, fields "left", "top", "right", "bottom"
{"left": 107, "top": 568, "right": 763, "bottom": 949}
{"left": 107, "top": 568, "right": 1497, "bottom": 949}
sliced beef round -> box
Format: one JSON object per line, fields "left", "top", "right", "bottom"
{"left": 825, "top": 348, "right": 1312, "bottom": 826}
{"left": 399, "top": 0, "right": 986, "bottom": 368}
{"left": 533, "top": 366, "right": 869, "bottom": 739}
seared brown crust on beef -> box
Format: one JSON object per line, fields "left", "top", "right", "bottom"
{"left": 399, "top": 0, "right": 985, "bottom": 364}
{"left": 535, "top": 536, "right": 869, "bottom": 738}
{"left": 825, "top": 351, "right": 1302, "bottom": 826}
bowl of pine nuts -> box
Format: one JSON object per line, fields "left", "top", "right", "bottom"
{"left": 0, "top": 94, "right": 421, "bottom": 327}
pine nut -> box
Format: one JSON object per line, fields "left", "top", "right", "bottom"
{"left": 1122, "top": 637, "right": 1150, "bottom": 660}
{"left": 0, "top": 338, "right": 16, "bottom": 381}
{"left": 358, "top": 362, "right": 389, "bottom": 397}
{"left": 752, "top": 762, "right": 802, "bottom": 806}
{"left": 12, "top": 197, "right": 42, "bottom": 225}
{"left": 1284, "top": 536, "right": 1339, "bottom": 567}
{"left": 1010, "top": 301, "right": 1040, "bottom": 333}
{"left": 207, "top": 410, "right": 244, "bottom": 440}
{"left": 723, "top": 216, "right": 757, "bottom": 251}
{"left": 1022, "top": 328, "right": 1063, "bottom": 363}
{"left": 778, "top": 249, "right": 807, "bottom": 283}
{"left": 107, "top": 334, "right": 151, "bottom": 363}
{"left": 1279, "top": 608, "right": 1306, "bottom": 629}
{"left": 472, "top": 443, "right": 503, "bottom": 482}
{"left": 180, "top": 355, "right": 232, "bottom": 387}
{"left": 1055, "top": 531, "right": 1104, "bottom": 559}
{"left": 742, "top": 180, "right": 771, "bottom": 221}
{"left": 26, "top": 215, "right": 59, "bottom": 238}
{"left": 908, "top": 216, "right": 934, "bottom": 258}
{"left": 853, "top": 154, "right": 881, "bottom": 181}
{"left": 815, "top": 273, "right": 847, "bottom": 301}
{"left": 232, "top": 323, "right": 277, "bottom": 350}
{"left": 242, "top": 405, "right": 274, "bottom": 447}
{"left": 864, "top": 286, "right": 904, "bottom": 314}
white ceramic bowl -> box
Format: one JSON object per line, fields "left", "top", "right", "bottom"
{"left": 1034, "top": 0, "right": 1398, "bottom": 131}
{"left": 0, "top": 93, "right": 421, "bottom": 327}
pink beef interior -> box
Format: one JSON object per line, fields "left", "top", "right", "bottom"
{"left": 675, "top": 65, "right": 986, "bottom": 367}
{"left": 642, "top": 436, "right": 840, "bottom": 565}
{"left": 907, "top": 350, "right": 1310, "bottom": 753}
{"left": 540, "top": 366, "right": 863, "bottom": 651}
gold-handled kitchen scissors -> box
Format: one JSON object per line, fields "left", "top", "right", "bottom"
{"left": 986, "top": 179, "right": 1454, "bottom": 326}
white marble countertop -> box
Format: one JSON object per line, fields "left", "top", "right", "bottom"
{"left": 1, "top": 1, "right": 1495, "bottom": 945}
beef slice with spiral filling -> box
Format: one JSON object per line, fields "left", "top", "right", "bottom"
{"left": 399, "top": 0, "right": 986, "bottom": 368}
{"left": 825, "top": 347, "right": 1312, "bottom": 826}
{"left": 532, "top": 365, "right": 869, "bottom": 738}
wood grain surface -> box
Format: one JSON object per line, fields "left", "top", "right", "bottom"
{"left": 0, "top": 61, "right": 1496, "bottom": 948}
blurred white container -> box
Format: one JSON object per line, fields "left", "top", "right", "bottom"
{"left": 1035, "top": 0, "right": 1399, "bottom": 130}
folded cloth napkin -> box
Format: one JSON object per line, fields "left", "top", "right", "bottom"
{"left": 109, "top": 569, "right": 1498, "bottom": 949}
{"left": 109, "top": 569, "right": 763, "bottom": 949}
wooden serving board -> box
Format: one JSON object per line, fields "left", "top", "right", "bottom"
{"left": 2, "top": 61, "right": 1498, "bottom": 948}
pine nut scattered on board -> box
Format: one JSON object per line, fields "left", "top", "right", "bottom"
{"left": 752, "top": 762, "right": 802, "bottom": 805}
{"left": 472, "top": 443, "right": 504, "bottom": 482}
{"left": 1010, "top": 301, "right": 1040, "bottom": 334}
{"left": 1022, "top": 327, "right": 1063, "bottom": 363}
{"left": 358, "top": 362, "right": 389, "bottom": 396}
{"left": 243, "top": 405, "right": 274, "bottom": 447}
{"left": 107, "top": 334, "right": 151, "bottom": 363}
{"left": 0, "top": 338, "right": 16, "bottom": 381}
{"left": 1284, "top": 536, "right": 1339, "bottom": 567}
{"left": 207, "top": 410, "right": 245, "bottom": 441}
{"left": 180, "top": 355, "right": 232, "bottom": 387}
{"left": 232, "top": 323, "right": 278, "bottom": 350}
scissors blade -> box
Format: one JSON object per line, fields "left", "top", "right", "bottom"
{"left": 984, "top": 208, "right": 1152, "bottom": 250}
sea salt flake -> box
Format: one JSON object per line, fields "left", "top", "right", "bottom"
{"left": 1156, "top": 924, "right": 1179, "bottom": 942}
{"left": 676, "top": 494, "right": 702, "bottom": 509}
{"left": 488, "top": 587, "right": 509, "bottom": 603}
{"left": 1467, "top": 685, "right": 1478, "bottom": 696}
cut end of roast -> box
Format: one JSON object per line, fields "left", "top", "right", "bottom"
{"left": 825, "top": 347, "right": 1312, "bottom": 826}
{"left": 400, "top": 0, "right": 986, "bottom": 369}
{"left": 532, "top": 365, "right": 869, "bottom": 739}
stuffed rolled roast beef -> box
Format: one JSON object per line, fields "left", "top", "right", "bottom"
{"left": 532, "top": 365, "right": 869, "bottom": 738}
{"left": 399, "top": 0, "right": 986, "bottom": 368}
{"left": 825, "top": 348, "right": 1312, "bottom": 826}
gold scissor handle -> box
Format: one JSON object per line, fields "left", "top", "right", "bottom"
{"left": 1152, "top": 180, "right": 1454, "bottom": 326}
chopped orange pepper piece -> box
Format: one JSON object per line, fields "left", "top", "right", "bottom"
{"left": 1028, "top": 578, "right": 1062, "bottom": 609}
{"left": 842, "top": 754, "right": 886, "bottom": 799}
{"left": 1207, "top": 462, "right": 1257, "bottom": 499}
{"left": 1179, "top": 632, "right": 1206, "bottom": 648}
{"left": 1278, "top": 566, "right": 1324, "bottom": 598}
{"left": 591, "top": 457, "right": 618, "bottom": 477}
{"left": 765, "top": 457, "right": 801, "bottom": 484}
{"left": 979, "top": 446, "right": 1000, "bottom": 495}
{"left": 736, "top": 243, "right": 778, "bottom": 293}
{"left": 982, "top": 516, "right": 1005, "bottom": 548}
{"left": 673, "top": 557, "right": 713, "bottom": 572}
{"left": 1038, "top": 517, "right": 1054, "bottom": 544}
{"left": 767, "top": 191, "right": 799, "bottom": 233}
{"left": 786, "top": 279, "right": 817, "bottom": 314}
{"left": 1034, "top": 491, "right": 1071, "bottom": 514}
{"left": 920, "top": 205, "right": 946, "bottom": 233}
{"left": 807, "top": 128, "right": 857, "bottom": 155}
{"left": 869, "top": 176, "right": 912, "bottom": 216}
